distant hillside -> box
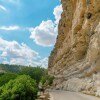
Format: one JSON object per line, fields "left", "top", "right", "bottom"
{"left": 0, "top": 64, "right": 26, "bottom": 73}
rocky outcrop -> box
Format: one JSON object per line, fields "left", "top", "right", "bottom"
{"left": 48, "top": 0, "right": 100, "bottom": 97}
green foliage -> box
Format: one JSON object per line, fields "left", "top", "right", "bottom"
{"left": 0, "top": 64, "right": 50, "bottom": 99}
{"left": 0, "top": 75, "right": 38, "bottom": 100}
{"left": 0, "top": 64, "right": 26, "bottom": 73}
{"left": 20, "top": 66, "right": 47, "bottom": 83}
{"left": 0, "top": 73, "right": 4, "bottom": 77}
{"left": 41, "top": 75, "right": 54, "bottom": 86}
{"left": 0, "top": 73, "right": 18, "bottom": 87}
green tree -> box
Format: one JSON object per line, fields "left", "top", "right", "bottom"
{"left": 0, "top": 75, "right": 38, "bottom": 100}
{"left": 41, "top": 75, "right": 54, "bottom": 86}
{"left": 0, "top": 73, "right": 17, "bottom": 87}
{"left": 0, "top": 73, "right": 4, "bottom": 77}
{"left": 20, "top": 67, "right": 47, "bottom": 83}
{"left": 0, "top": 64, "right": 26, "bottom": 73}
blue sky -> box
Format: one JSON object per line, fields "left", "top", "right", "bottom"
{"left": 0, "top": 0, "right": 62, "bottom": 67}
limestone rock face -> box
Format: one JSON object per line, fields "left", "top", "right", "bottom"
{"left": 48, "top": 0, "right": 100, "bottom": 96}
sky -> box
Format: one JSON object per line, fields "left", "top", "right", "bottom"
{"left": 0, "top": 0, "right": 62, "bottom": 68}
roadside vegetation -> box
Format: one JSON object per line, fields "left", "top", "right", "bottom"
{"left": 0, "top": 64, "right": 54, "bottom": 100}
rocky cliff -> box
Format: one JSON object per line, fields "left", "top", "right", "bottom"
{"left": 48, "top": 0, "right": 100, "bottom": 97}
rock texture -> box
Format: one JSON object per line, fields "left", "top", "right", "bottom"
{"left": 48, "top": 0, "right": 100, "bottom": 97}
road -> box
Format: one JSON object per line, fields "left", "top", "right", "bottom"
{"left": 49, "top": 90, "right": 100, "bottom": 100}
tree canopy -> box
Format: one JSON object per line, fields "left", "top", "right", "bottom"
{"left": 20, "top": 66, "right": 47, "bottom": 83}
{"left": 0, "top": 75, "right": 38, "bottom": 100}
{"left": 0, "top": 73, "right": 18, "bottom": 87}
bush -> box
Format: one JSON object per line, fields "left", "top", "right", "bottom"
{"left": 41, "top": 75, "right": 54, "bottom": 86}
{"left": 0, "top": 75, "right": 38, "bottom": 100}
{"left": 0, "top": 73, "right": 4, "bottom": 77}
{"left": 0, "top": 73, "right": 17, "bottom": 87}
{"left": 20, "top": 67, "right": 47, "bottom": 83}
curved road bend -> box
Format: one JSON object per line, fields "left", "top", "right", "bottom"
{"left": 49, "top": 90, "right": 100, "bottom": 100}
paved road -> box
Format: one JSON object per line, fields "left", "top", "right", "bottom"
{"left": 49, "top": 90, "right": 100, "bottom": 100}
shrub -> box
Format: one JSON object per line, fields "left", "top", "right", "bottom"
{"left": 0, "top": 73, "right": 17, "bottom": 87}
{"left": 41, "top": 75, "right": 54, "bottom": 86}
{"left": 0, "top": 75, "right": 38, "bottom": 100}
{"left": 19, "top": 67, "right": 47, "bottom": 83}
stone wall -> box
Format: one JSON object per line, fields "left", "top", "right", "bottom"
{"left": 48, "top": 0, "right": 100, "bottom": 96}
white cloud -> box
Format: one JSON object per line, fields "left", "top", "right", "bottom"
{"left": 2, "top": 60, "right": 9, "bottom": 64}
{"left": 53, "top": 5, "right": 63, "bottom": 24}
{"left": 30, "top": 5, "right": 62, "bottom": 47}
{"left": 30, "top": 20, "right": 57, "bottom": 47}
{"left": 25, "top": 57, "right": 48, "bottom": 68}
{"left": 0, "top": 38, "right": 39, "bottom": 59}
{"left": 0, "top": 5, "right": 7, "bottom": 11}
{"left": 0, "top": 26, "right": 20, "bottom": 31}
{"left": 0, "top": 38, "right": 39, "bottom": 64}
{"left": 0, "top": 38, "right": 48, "bottom": 67}
{"left": 40, "top": 57, "right": 48, "bottom": 68}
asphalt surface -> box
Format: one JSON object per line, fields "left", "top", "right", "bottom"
{"left": 49, "top": 90, "right": 100, "bottom": 100}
